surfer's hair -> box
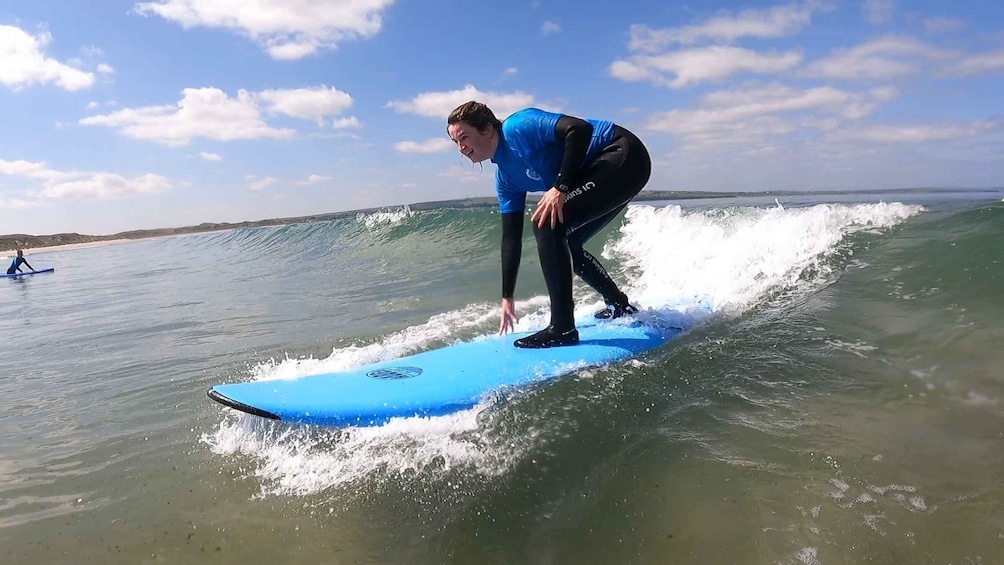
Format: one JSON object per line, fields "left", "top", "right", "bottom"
{"left": 447, "top": 101, "right": 502, "bottom": 135}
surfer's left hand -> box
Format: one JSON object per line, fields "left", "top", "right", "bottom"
{"left": 532, "top": 188, "right": 565, "bottom": 229}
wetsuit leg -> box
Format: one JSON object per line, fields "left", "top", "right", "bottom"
{"left": 531, "top": 126, "right": 651, "bottom": 332}
{"left": 567, "top": 203, "right": 631, "bottom": 306}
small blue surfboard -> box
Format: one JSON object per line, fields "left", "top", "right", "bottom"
{"left": 208, "top": 319, "right": 681, "bottom": 427}
{"left": 2, "top": 268, "right": 55, "bottom": 279}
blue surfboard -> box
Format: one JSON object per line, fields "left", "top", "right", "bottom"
{"left": 2, "top": 268, "right": 54, "bottom": 279}
{"left": 208, "top": 318, "right": 682, "bottom": 427}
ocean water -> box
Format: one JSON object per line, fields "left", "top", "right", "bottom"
{"left": 1, "top": 191, "right": 1002, "bottom": 564}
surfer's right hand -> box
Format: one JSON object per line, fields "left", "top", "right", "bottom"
{"left": 499, "top": 297, "right": 516, "bottom": 335}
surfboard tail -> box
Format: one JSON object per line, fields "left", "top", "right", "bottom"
{"left": 208, "top": 388, "right": 281, "bottom": 420}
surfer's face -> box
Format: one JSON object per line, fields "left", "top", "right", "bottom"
{"left": 448, "top": 122, "right": 496, "bottom": 164}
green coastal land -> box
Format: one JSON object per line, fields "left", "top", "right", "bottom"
{"left": 2, "top": 187, "right": 997, "bottom": 252}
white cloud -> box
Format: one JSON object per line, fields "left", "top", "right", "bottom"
{"left": 249, "top": 177, "right": 278, "bottom": 191}
{"left": 863, "top": 0, "right": 894, "bottom": 25}
{"left": 199, "top": 151, "right": 222, "bottom": 161}
{"left": 628, "top": 1, "right": 822, "bottom": 51}
{"left": 0, "top": 158, "right": 171, "bottom": 199}
{"left": 542, "top": 21, "right": 561, "bottom": 35}
{"left": 800, "top": 116, "right": 842, "bottom": 131}
{"left": 297, "top": 174, "right": 331, "bottom": 185}
{"left": 807, "top": 36, "right": 1004, "bottom": 81}
{"left": 701, "top": 84, "right": 896, "bottom": 118}
{"left": 0, "top": 25, "right": 95, "bottom": 91}
{"left": 0, "top": 198, "right": 43, "bottom": 209}
{"left": 954, "top": 50, "right": 1004, "bottom": 76}
{"left": 393, "top": 138, "right": 453, "bottom": 154}
{"left": 612, "top": 2, "right": 842, "bottom": 90}
{"left": 923, "top": 16, "right": 966, "bottom": 34}
{"left": 331, "top": 116, "right": 361, "bottom": 128}
{"left": 437, "top": 166, "right": 486, "bottom": 183}
{"left": 79, "top": 87, "right": 295, "bottom": 146}
{"left": 328, "top": 131, "right": 363, "bottom": 140}
{"left": 386, "top": 84, "right": 544, "bottom": 120}
{"left": 838, "top": 120, "right": 999, "bottom": 143}
{"left": 86, "top": 101, "right": 99, "bottom": 109}
{"left": 42, "top": 173, "right": 171, "bottom": 199}
{"left": 806, "top": 35, "right": 952, "bottom": 80}
{"left": 257, "top": 85, "right": 353, "bottom": 124}
{"left": 133, "top": 0, "right": 395, "bottom": 60}
{"left": 503, "top": 67, "right": 518, "bottom": 76}
{"left": 80, "top": 85, "right": 361, "bottom": 145}
{"left": 245, "top": 173, "right": 331, "bottom": 190}
{"left": 0, "top": 159, "right": 67, "bottom": 181}
{"left": 96, "top": 63, "right": 114, "bottom": 74}
{"left": 642, "top": 83, "right": 898, "bottom": 146}
{"left": 611, "top": 46, "right": 802, "bottom": 88}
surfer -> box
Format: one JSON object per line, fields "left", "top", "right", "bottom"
{"left": 6, "top": 249, "right": 34, "bottom": 275}
{"left": 447, "top": 102, "right": 651, "bottom": 349}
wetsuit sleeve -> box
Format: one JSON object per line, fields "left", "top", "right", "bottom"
{"left": 553, "top": 115, "right": 594, "bottom": 192}
{"left": 22, "top": 259, "right": 33, "bottom": 271}
{"left": 500, "top": 212, "right": 524, "bottom": 299}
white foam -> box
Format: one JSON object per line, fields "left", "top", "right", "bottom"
{"left": 825, "top": 339, "right": 879, "bottom": 358}
{"left": 876, "top": 484, "right": 917, "bottom": 494}
{"left": 203, "top": 401, "right": 531, "bottom": 497}
{"left": 607, "top": 202, "right": 922, "bottom": 316}
{"left": 795, "top": 547, "right": 821, "bottom": 565}
{"left": 356, "top": 205, "right": 415, "bottom": 229}
{"left": 963, "top": 391, "right": 998, "bottom": 407}
{"left": 254, "top": 301, "right": 501, "bottom": 382}
{"left": 830, "top": 478, "right": 850, "bottom": 500}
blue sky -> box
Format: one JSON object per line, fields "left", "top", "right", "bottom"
{"left": 1, "top": 0, "right": 1002, "bottom": 235}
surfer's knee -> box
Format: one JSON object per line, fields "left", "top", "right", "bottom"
{"left": 532, "top": 220, "right": 566, "bottom": 245}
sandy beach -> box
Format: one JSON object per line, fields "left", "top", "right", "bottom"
{"left": 1, "top": 238, "right": 133, "bottom": 258}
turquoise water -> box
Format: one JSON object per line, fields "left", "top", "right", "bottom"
{"left": 1, "top": 192, "right": 1002, "bottom": 563}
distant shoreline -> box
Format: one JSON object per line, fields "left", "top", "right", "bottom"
{"left": 3, "top": 187, "right": 999, "bottom": 255}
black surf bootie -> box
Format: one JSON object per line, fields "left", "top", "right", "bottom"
{"left": 514, "top": 325, "right": 580, "bottom": 349}
{"left": 594, "top": 301, "right": 639, "bottom": 320}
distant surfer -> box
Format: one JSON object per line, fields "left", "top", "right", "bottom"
{"left": 447, "top": 102, "right": 651, "bottom": 348}
{"left": 6, "top": 249, "right": 34, "bottom": 275}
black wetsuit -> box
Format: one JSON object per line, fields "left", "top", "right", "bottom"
{"left": 7, "top": 256, "right": 33, "bottom": 275}
{"left": 494, "top": 109, "right": 651, "bottom": 345}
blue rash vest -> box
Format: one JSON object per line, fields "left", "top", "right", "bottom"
{"left": 491, "top": 108, "right": 615, "bottom": 213}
